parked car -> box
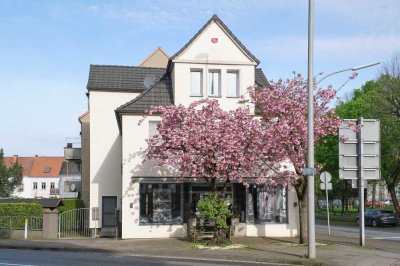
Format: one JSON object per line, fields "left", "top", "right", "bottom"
{"left": 365, "top": 201, "right": 385, "bottom": 208}
{"left": 384, "top": 199, "right": 393, "bottom": 206}
{"left": 356, "top": 209, "right": 399, "bottom": 227}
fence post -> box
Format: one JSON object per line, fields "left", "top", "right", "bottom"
{"left": 42, "top": 210, "right": 59, "bottom": 239}
{"left": 24, "top": 219, "right": 28, "bottom": 239}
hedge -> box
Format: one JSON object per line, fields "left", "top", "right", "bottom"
{"left": 0, "top": 203, "right": 42, "bottom": 229}
{"left": 0, "top": 203, "right": 42, "bottom": 217}
{"left": 58, "top": 199, "right": 85, "bottom": 213}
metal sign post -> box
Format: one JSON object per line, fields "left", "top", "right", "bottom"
{"left": 358, "top": 118, "right": 365, "bottom": 246}
{"left": 339, "top": 118, "right": 380, "bottom": 247}
{"left": 320, "top": 172, "right": 332, "bottom": 235}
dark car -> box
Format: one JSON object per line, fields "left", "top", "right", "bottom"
{"left": 356, "top": 209, "right": 399, "bottom": 227}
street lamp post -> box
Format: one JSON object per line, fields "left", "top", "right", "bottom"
{"left": 307, "top": 0, "right": 316, "bottom": 259}
{"left": 307, "top": 0, "right": 380, "bottom": 259}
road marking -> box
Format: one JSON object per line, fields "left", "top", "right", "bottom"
{"left": 0, "top": 263, "right": 36, "bottom": 266}
{"left": 115, "top": 253, "right": 296, "bottom": 265}
{"left": 369, "top": 236, "right": 400, "bottom": 240}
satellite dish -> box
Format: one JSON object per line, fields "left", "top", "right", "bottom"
{"left": 70, "top": 183, "right": 76, "bottom": 192}
{"left": 143, "top": 74, "right": 156, "bottom": 88}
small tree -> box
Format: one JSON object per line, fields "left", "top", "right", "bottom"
{"left": 143, "top": 99, "right": 264, "bottom": 243}
{"left": 0, "top": 148, "right": 23, "bottom": 198}
{"left": 249, "top": 73, "right": 342, "bottom": 244}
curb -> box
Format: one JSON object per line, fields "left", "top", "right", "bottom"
{"left": 0, "top": 242, "right": 321, "bottom": 266}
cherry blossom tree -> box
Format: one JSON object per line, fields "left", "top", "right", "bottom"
{"left": 249, "top": 73, "right": 342, "bottom": 244}
{"left": 142, "top": 99, "right": 266, "bottom": 242}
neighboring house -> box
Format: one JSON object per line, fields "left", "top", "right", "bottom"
{"left": 138, "top": 47, "right": 169, "bottom": 68}
{"left": 59, "top": 161, "right": 81, "bottom": 198}
{"left": 86, "top": 15, "right": 299, "bottom": 239}
{"left": 79, "top": 111, "right": 90, "bottom": 207}
{"left": 9, "top": 156, "right": 63, "bottom": 198}
{"left": 5, "top": 154, "right": 82, "bottom": 199}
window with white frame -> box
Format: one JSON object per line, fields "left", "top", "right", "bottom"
{"left": 208, "top": 70, "right": 220, "bottom": 97}
{"left": 227, "top": 70, "right": 239, "bottom": 97}
{"left": 190, "top": 70, "right": 203, "bottom": 96}
{"left": 41, "top": 182, "right": 46, "bottom": 190}
{"left": 17, "top": 184, "right": 24, "bottom": 192}
{"left": 33, "top": 182, "right": 37, "bottom": 190}
{"left": 50, "top": 182, "right": 55, "bottom": 189}
{"left": 148, "top": 121, "right": 159, "bottom": 138}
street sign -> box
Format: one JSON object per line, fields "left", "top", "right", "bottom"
{"left": 320, "top": 171, "right": 332, "bottom": 183}
{"left": 339, "top": 119, "right": 380, "bottom": 180}
{"left": 320, "top": 183, "right": 332, "bottom": 190}
{"left": 303, "top": 168, "right": 316, "bottom": 176}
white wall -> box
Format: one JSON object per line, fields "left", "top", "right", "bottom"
{"left": 172, "top": 20, "right": 256, "bottom": 112}
{"left": 121, "top": 115, "right": 183, "bottom": 238}
{"left": 13, "top": 177, "right": 60, "bottom": 198}
{"left": 89, "top": 91, "right": 138, "bottom": 228}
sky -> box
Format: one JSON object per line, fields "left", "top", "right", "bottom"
{"left": 1, "top": 0, "right": 399, "bottom": 156}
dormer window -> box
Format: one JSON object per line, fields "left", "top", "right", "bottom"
{"left": 208, "top": 70, "right": 220, "bottom": 97}
{"left": 190, "top": 69, "right": 203, "bottom": 97}
{"left": 43, "top": 167, "right": 51, "bottom": 173}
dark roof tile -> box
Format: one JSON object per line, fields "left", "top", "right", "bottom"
{"left": 87, "top": 65, "right": 166, "bottom": 92}
{"left": 255, "top": 68, "right": 269, "bottom": 87}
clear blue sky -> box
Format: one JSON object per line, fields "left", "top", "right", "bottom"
{"left": 1, "top": 0, "right": 399, "bottom": 156}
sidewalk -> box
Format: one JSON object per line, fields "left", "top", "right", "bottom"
{"left": 0, "top": 231, "right": 399, "bottom": 266}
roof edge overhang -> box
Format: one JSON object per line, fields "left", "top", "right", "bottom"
{"left": 167, "top": 14, "right": 260, "bottom": 72}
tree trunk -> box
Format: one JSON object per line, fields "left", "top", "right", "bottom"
{"left": 297, "top": 183, "right": 308, "bottom": 244}
{"left": 388, "top": 184, "right": 400, "bottom": 215}
{"left": 372, "top": 181, "right": 377, "bottom": 207}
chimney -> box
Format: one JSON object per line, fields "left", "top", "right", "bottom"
{"left": 12, "top": 155, "right": 18, "bottom": 163}
{"left": 35, "top": 155, "right": 38, "bottom": 158}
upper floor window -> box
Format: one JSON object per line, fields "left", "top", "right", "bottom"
{"left": 190, "top": 70, "right": 203, "bottom": 97}
{"left": 148, "top": 121, "right": 159, "bottom": 138}
{"left": 227, "top": 70, "right": 239, "bottom": 97}
{"left": 208, "top": 70, "right": 220, "bottom": 97}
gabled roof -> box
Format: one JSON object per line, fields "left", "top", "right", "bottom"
{"left": 167, "top": 14, "right": 260, "bottom": 71}
{"left": 116, "top": 74, "right": 173, "bottom": 113}
{"left": 87, "top": 65, "right": 166, "bottom": 92}
{"left": 255, "top": 68, "right": 269, "bottom": 87}
{"left": 4, "top": 157, "right": 35, "bottom": 177}
{"left": 139, "top": 47, "right": 169, "bottom": 68}
{"left": 29, "top": 157, "right": 64, "bottom": 177}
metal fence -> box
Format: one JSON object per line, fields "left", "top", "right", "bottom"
{"left": 59, "top": 208, "right": 92, "bottom": 239}
{"left": 0, "top": 216, "right": 43, "bottom": 231}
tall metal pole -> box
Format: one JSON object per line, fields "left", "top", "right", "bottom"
{"left": 307, "top": 0, "right": 316, "bottom": 259}
{"left": 358, "top": 117, "right": 365, "bottom": 246}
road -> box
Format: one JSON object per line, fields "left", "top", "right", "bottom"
{"left": 0, "top": 249, "right": 291, "bottom": 266}
{"left": 316, "top": 219, "right": 400, "bottom": 242}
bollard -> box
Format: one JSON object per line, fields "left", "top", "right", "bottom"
{"left": 24, "top": 218, "right": 28, "bottom": 239}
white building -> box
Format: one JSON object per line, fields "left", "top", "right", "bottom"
{"left": 86, "top": 15, "right": 299, "bottom": 239}
{"left": 6, "top": 156, "right": 63, "bottom": 198}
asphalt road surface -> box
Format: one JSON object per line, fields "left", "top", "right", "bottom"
{"left": 0, "top": 249, "right": 291, "bottom": 266}
{"left": 316, "top": 219, "right": 400, "bottom": 242}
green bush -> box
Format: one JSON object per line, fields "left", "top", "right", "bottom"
{"left": 0, "top": 203, "right": 42, "bottom": 229}
{"left": 0, "top": 203, "right": 42, "bottom": 217}
{"left": 58, "top": 199, "right": 84, "bottom": 213}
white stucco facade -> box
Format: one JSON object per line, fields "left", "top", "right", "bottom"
{"left": 89, "top": 91, "right": 139, "bottom": 228}
{"left": 13, "top": 177, "right": 60, "bottom": 198}
{"left": 87, "top": 15, "right": 299, "bottom": 239}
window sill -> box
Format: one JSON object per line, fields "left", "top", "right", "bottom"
{"left": 226, "top": 96, "right": 240, "bottom": 99}
{"left": 139, "top": 223, "right": 184, "bottom": 226}
{"left": 190, "top": 95, "right": 203, "bottom": 97}
{"left": 208, "top": 95, "right": 221, "bottom": 98}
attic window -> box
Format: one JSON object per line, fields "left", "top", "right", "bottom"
{"left": 43, "top": 167, "right": 51, "bottom": 173}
